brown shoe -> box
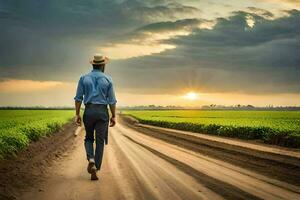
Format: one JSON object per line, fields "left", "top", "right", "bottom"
{"left": 91, "top": 166, "right": 98, "bottom": 181}
{"left": 87, "top": 161, "right": 95, "bottom": 174}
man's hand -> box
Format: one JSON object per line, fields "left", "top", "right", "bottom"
{"left": 110, "top": 117, "right": 116, "bottom": 127}
{"left": 75, "top": 114, "right": 82, "bottom": 126}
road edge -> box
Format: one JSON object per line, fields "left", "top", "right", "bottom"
{"left": 120, "top": 115, "right": 300, "bottom": 168}
{"left": 0, "top": 122, "right": 79, "bottom": 200}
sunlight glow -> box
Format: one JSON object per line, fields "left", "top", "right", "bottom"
{"left": 101, "top": 26, "right": 200, "bottom": 59}
{"left": 246, "top": 15, "right": 255, "bottom": 28}
{"left": 0, "top": 79, "right": 72, "bottom": 92}
{"left": 183, "top": 92, "right": 199, "bottom": 101}
{"left": 144, "top": 30, "right": 191, "bottom": 41}
{"left": 101, "top": 43, "right": 175, "bottom": 59}
{"left": 197, "top": 20, "right": 216, "bottom": 30}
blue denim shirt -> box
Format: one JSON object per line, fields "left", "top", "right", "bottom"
{"left": 74, "top": 69, "right": 117, "bottom": 105}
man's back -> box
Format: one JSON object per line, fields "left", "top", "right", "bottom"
{"left": 74, "top": 69, "right": 117, "bottom": 105}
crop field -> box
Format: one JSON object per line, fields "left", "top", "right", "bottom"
{"left": 0, "top": 110, "right": 74, "bottom": 158}
{"left": 122, "top": 110, "right": 300, "bottom": 147}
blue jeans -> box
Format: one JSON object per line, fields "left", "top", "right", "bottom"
{"left": 83, "top": 105, "right": 109, "bottom": 170}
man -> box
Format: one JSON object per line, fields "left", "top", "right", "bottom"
{"left": 74, "top": 54, "right": 117, "bottom": 181}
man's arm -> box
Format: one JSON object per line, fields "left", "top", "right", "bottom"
{"left": 109, "top": 104, "right": 116, "bottom": 127}
{"left": 74, "top": 76, "right": 84, "bottom": 126}
{"left": 75, "top": 101, "right": 82, "bottom": 126}
{"left": 107, "top": 78, "right": 117, "bottom": 127}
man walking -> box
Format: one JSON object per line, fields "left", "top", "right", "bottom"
{"left": 74, "top": 54, "right": 117, "bottom": 181}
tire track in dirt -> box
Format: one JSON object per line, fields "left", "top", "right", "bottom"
{"left": 110, "top": 127, "right": 222, "bottom": 200}
{"left": 122, "top": 134, "right": 261, "bottom": 200}
{"left": 14, "top": 121, "right": 300, "bottom": 200}
{"left": 114, "top": 124, "right": 300, "bottom": 200}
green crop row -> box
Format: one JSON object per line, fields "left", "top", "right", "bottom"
{"left": 0, "top": 110, "right": 74, "bottom": 159}
{"left": 123, "top": 110, "right": 300, "bottom": 148}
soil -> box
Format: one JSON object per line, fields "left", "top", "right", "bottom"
{"left": 0, "top": 123, "right": 78, "bottom": 200}
{"left": 120, "top": 115, "right": 300, "bottom": 186}
{"left": 0, "top": 117, "right": 299, "bottom": 200}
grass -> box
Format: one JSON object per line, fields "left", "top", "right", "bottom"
{"left": 0, "top": 110, "right": 74, "bottom": 159}
{"left": 122, "top": 110, "right": 300, "bottom": 148}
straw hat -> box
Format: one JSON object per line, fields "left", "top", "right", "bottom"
{"left": 89, "top": 54, "right": 109, "bottom": 65}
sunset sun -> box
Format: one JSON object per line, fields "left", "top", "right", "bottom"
{"left": 184, "top": 92, "right": 199, "bottom": 100}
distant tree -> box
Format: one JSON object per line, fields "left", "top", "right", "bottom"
{"left": 246, "top": 105, "right": 255, "bottom": 109}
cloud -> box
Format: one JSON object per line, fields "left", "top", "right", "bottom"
{"left": 0, "top": 0, "right": 299, "bottom": 100}
{"left": 0, "top": 0, "right": 201, "bottom": 80}
{"left": 0, "top": 79, "right": 73, "bottom": 93}
{"left": 0, "top": 79, "right": 77, "bottom": 106}
{"left": 109, "top": 10, "right": 300, "bottom": 94}
{"left": 125, "top": 1, "right": 201, "bottom": 22}
{"left": 101, "top": 18, "right": 209, "bottom": 59}
{"left": 260, "top": 0, "right": 300, "bottom": 9}
{"left": 102, "top": 43, "right": 176, "bottom": 59}
{"left": 246, "top": 7, "right": 274, "bottom": 18}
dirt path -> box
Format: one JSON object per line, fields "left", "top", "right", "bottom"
{"left": 14, "top": 120, "right": 299, "bottom": 200}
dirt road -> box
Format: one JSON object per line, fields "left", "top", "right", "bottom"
{"left": 20, "top": 121, "right": 300, "bottom": 200}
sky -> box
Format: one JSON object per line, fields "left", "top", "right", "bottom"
{"left": 0, "top": 0, "right": 299, "bottom": 107}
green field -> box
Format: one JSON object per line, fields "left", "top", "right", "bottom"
{"left": 0, "top": 110, "right": 74, "bottom": 159}
{"left": 122, "top": 110, "right": 300, "bottom": 147}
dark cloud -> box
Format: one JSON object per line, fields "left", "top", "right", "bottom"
{"left": 110, "top": 10, "right": 300, "bottom": 94}
{"left": 0, "top": 0, "right": 299, "bottom": 95}
{"left": 137, "top": 18, "right": 203, "bottom": 32}
{"left": 0, "top": 0, "right": 137, "bottom": 79}
{"left": 164, "top": 10, "right": 300, "bottom": 69}
{"left": 126, "top": 2, "right": 201, "bottom": 22}
{"left": 246, "top": 7, "right": 274, "bottom": 18}
{"left": 105, "top": 18, "right": 205, "bottom": 46}
{"left": 0, "top": 0, "right": 199, "bottom": 81}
